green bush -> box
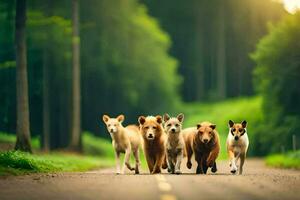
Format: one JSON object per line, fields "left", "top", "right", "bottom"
{"left": 266, "top": 150, "right": 300, "bottom": 169}
{"left": 251, "top": 12, "right": 300, "bottom": 155}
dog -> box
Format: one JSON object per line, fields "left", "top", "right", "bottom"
{"left": 163, "top": 113, "right": 185, "bottom": 174}
{"left": 226, "top": 120, "right": 249, "bottom": 175}
{"left": 183, "top": 121, "right": 220, "bottom": 174}
{"left": 138, "top": 115, "right": 168, "bottom": 174}
{"left": 102, "top": 114, "right": 141, "bottom": 174}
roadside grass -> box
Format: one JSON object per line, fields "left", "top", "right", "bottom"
{"left": 266, "top": 150, "right": 300, "bottom": 169}
{"left": 0, "top": 150, "right": 114, "bottom": 176}
{"left": 178, "top": 96, "right": 263, "bottom": 160}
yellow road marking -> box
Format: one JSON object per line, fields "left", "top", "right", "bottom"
{"left": 160, "top": 194, "right": 177, "bottom": 200}
{"left": 158, "top": 181, "right": 172, "bottom": 192}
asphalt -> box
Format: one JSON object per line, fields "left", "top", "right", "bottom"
{"left": 0, "top": 159, "right": 299, "bottom": 200}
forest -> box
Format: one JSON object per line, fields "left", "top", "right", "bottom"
{"left": 0, "top": 0, "right": 299, "bottom": 157}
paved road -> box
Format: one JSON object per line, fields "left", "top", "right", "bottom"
{"left": 0, "top": 159, "right": 299, "bottom": 200}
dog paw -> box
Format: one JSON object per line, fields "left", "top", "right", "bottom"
{"left": 187, "top": 162, "right": 192, "bottom": 169}
{"left": 230, "top": 166, "right": 237, "bottom": 174}
{"left": 211, "top": 167, "right": 217, "bottom": 173}
{"left": 175, "top": 170, "right": 182, "bottom": 175}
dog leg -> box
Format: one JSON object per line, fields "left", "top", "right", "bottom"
{"left": 145, "top": 155, "right": 154, "bottom": 173}
{"left": 239, "top": 153, "right": 245, "bottom": 175}
{"left": 228, "top": 150, "right": 237, "bottom": 174}
{"left": 166, "top": 150, "right": 175, "bottom": 174}
{"left": 133, "top": 149, "right": 140, "bottom": 174}
{"left": 186, "top": 144, "right": 193, "bottom": 169}
{"left": 211, "top": 161, "right": 217, "bottom": 173}
{"left": 175, "top": 150, "right": 183, "bottom": 174}
{"left": 202, "top": 159, "right": 208, "bottom": 174}
{"left": 195, "top": 154, "right": 204, "bottom": 174}
{"left": 115, "top": 151, "right": 121, "bottom": 174}
{"left": 152, "top": 153, "right": 164, "bottom": 174}
{"left": 124, "top": 148, "right": 135, "bottom": 172}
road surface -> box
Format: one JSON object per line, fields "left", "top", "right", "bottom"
{"left": 0, "top": 159, "right": 299, "bottom": 200}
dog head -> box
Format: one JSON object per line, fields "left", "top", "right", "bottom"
{"left": 163, "top": 113, "right": 184, "bottom": 134}
{"left": 102, "top": 114, "right": 124, "bottom": 134}
{"left": 196, "top": 122, "right": 216, "bottom": 144}
{"left": 228, "top": 120, "right": 247, "bottom": 141}
{"left": 138, "top": 115, "right": 163, "bottom": 140}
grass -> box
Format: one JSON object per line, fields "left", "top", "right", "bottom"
{"left": 178, "top": 96, "right": 263, "bottom": 159}
{"left": 266, "top": 150, "right": 300, "bottom": 169}
{"left": 0, "top": 131, "right": 40, "bottom": 149}
{"left": 0, "top": 150, "right": 114, "bottom": 176}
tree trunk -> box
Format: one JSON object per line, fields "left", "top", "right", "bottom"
{"left": 70, "top": 0, "right": 81, "bottom": 151}
{"left": 42, "top": 49, "right": 50, "bottom": 152}
{"left": 15, "top": 0, "right": 32, "bottom": 153}
{"left": 216, "top": 0, "right": 226, "bottom": 99}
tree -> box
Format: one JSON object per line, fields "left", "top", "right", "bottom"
{"left": 15, "top": 0, "right": 32, "bottom": 152}
{"left": 70, "top": 0, "right": 81, "bottom": 150}
{"left": 251, "top": 12, "right": 300, "bottom": 155}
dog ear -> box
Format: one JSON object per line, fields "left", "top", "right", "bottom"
{"left": 241, "top": 120, "right": 247, "bottom": 128}
{"left": 177, "top": 113, "right": 184, "bottom": 123}
{"left": 156, "top": 115, "right": 163, "bottom": 124}
{"left": 163, "top": 113, "right": 170, "bottom": 122}
{"left": 197, "top": 123, "right": 201, "bottom": 129}
{"left": 117, "top": 114, "right": 124, "bottom": 123}
{"left": 210, "top": 124, "right": 216, "bottom": 130}
{"left": 102, "top": 115, "right": 110, "bottom": 123}
{"left": 138, "top": 116, "right": 146, "bottom": 125}
{"left": 228, "top": 120, "right": 234, "bottom": 128}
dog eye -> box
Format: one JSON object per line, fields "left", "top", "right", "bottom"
{"left": 153, "top": 126, "right": 157, "bottom": 130}
{"left": 232, "top": 128, "right": 236, "bottom": 132}
{"left": 239, "top": 128, "right": 243, "bottom": 132}
{"left": 209, "top": 131, "right": 212, "bottom": 134}
{"left": 199, "top": 131, "right": 203, "bottom": 134}
{"left": 145, "top": 126, "right": 149, "bottom": 129}
{"left": 175, "top": 124, "right": 179, "bottom": 127}
{"left": 167, "top": 124, "right": 171, "bottom": 127}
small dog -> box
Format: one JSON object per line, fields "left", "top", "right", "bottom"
{"left": 138, "top": 115, "right": 168, "bottom": 174}
{"left": 163, "top": 113, "right": 185, "bottom": 174}
{"left": 226, "top": 120, "right": 249, "bottom": 175}
{"left": 102, "top": 114, "right": 141, "bottom": 174}
{"left": 183, "top": 121, "right": 220, "bottom": 174}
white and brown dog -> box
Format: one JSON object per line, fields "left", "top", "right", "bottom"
{"left": 102, "top": 114, "right": 141, "bottom": 174}
{"left": 163, "top": 113, "right": 185, "bottom": 174}
{"left": 226, "top": 120, "right": 249, "bottom": 175}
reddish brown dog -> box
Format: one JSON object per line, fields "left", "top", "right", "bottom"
{"left": 183, "top": 121, "right": 220, "bottom": 174}
{"left": 138, "top": 115, "right": 167, "bottom": 174}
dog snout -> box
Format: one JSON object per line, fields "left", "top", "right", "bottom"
{"left": 234, "top": 136, "right": 239, "bottom": 141}
{"left": 148, "top": 133, "right": 154, "bottom": 138}
{"left": 110, "top": 128, "right": 114, "bottom": 132}
{"left": 203, "top": 139, "right": 208, "bottom": 143}
{"left": 171, "top": 128, "right": 176, "bottom": 133}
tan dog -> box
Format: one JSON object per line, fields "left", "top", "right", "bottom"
{"left": 183, "top": 122, "right": 220, "bottom": 174}
{"left": 102, "top": 114, "right": 141, "bottom": 174}
{"left": 226, "top": 120, "right": 249, "bottom": 175}
{"left": 163, "top": 113, "right": 185, "bottom": 174}
{"left": 138, "top": 115, "right": 167, "bottom": 174}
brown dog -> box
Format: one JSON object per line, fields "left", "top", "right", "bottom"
{"left": 138, "top": 115, "right": 167, "bottom": 174}
{"left": 183, "top": 121, "right": 220, "bottom": 174}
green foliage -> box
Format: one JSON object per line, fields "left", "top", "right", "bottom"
{"left": 0, "top": 132, "right": 40, "bottom": 149}
{"left": 82, "top": 132, "right": 114, "bottom": 157}
{"left": 178, "top": 96, "right": 263, "bottom": 158}
{"left": 266, "top": 150, "right": 300, "bottom": 169}
{"left": 0, "top": 150, "right": 113, "bottom": 176}
{"left": 251, "top": 12, "right": 300, "bottom": 155}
